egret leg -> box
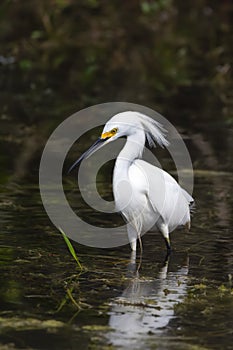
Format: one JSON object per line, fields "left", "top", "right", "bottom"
{"left": 130, "top": 250, "right": 136, "bottom": 263}
{"left": 164, "top": 237, "right": 171, "bottom": 251}
{"left": 127, "top": 224, "right": 137, "bottom": 252}
{"left": 159, "top": 222, "right": 171, "bottom": 252}
{"left": 158, "top": 256, "right": 169, "bottom": 279}
{"left": 125, "top": 250, "right": 137, "bottom": 276}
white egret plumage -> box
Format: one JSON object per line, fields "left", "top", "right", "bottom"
{"left": 69, "top": 111, "right": 194, "bottom": 254}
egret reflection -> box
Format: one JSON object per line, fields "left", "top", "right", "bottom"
{"left": 107, "top": 256, "right": 189, "bottom": 348}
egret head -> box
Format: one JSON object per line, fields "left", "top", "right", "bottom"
{"left": 101, "top": 112, "right": 139, "bottom": 140}
{"left": 68, "top": 111, "right": 168, "bottom": 173}
{"left": 102, "top": 111, "right": 169, "bottom": 147}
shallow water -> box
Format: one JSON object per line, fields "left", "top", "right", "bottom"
{"left": 0, "top": 131, "right": 233, "bottom": 350}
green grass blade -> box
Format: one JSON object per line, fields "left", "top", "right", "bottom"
{"left": 59, "top": 228, "right": 82, "bottom": 270}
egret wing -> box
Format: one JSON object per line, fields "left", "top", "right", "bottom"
{"left": 134, "top": 160, "right": 193, "bottom": 232}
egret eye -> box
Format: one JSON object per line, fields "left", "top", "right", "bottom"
{"left": 111, "top": 128, "right": 118, "bottom": 134}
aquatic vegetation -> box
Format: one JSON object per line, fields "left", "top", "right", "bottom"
{"left": 59, "top": 227, "right": 82, "bottom": 270}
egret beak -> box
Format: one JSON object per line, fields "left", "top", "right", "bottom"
{"left": 68, "top": 137, "right": 106, "bottom": 174}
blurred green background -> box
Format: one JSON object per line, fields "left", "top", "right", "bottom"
{"left": 0, "top": 0, "right": 232, "bottom": 183}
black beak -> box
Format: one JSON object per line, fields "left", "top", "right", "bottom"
{"left": 68, "top": 137, "right": 106, "bottom": 174}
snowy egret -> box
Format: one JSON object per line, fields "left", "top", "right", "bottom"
{"left": 69, "top": 111, "right": 194, "bottom": 253}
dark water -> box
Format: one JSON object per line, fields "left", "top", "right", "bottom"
{"left": 1, "top": 1, "right": 233, "bottom": 349}
{"left": 0, "top": 121, "right": 233, "bottom": 350}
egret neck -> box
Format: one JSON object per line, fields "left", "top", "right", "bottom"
{"left": 113, "top": 129, "right": 145, "bottom": 212}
